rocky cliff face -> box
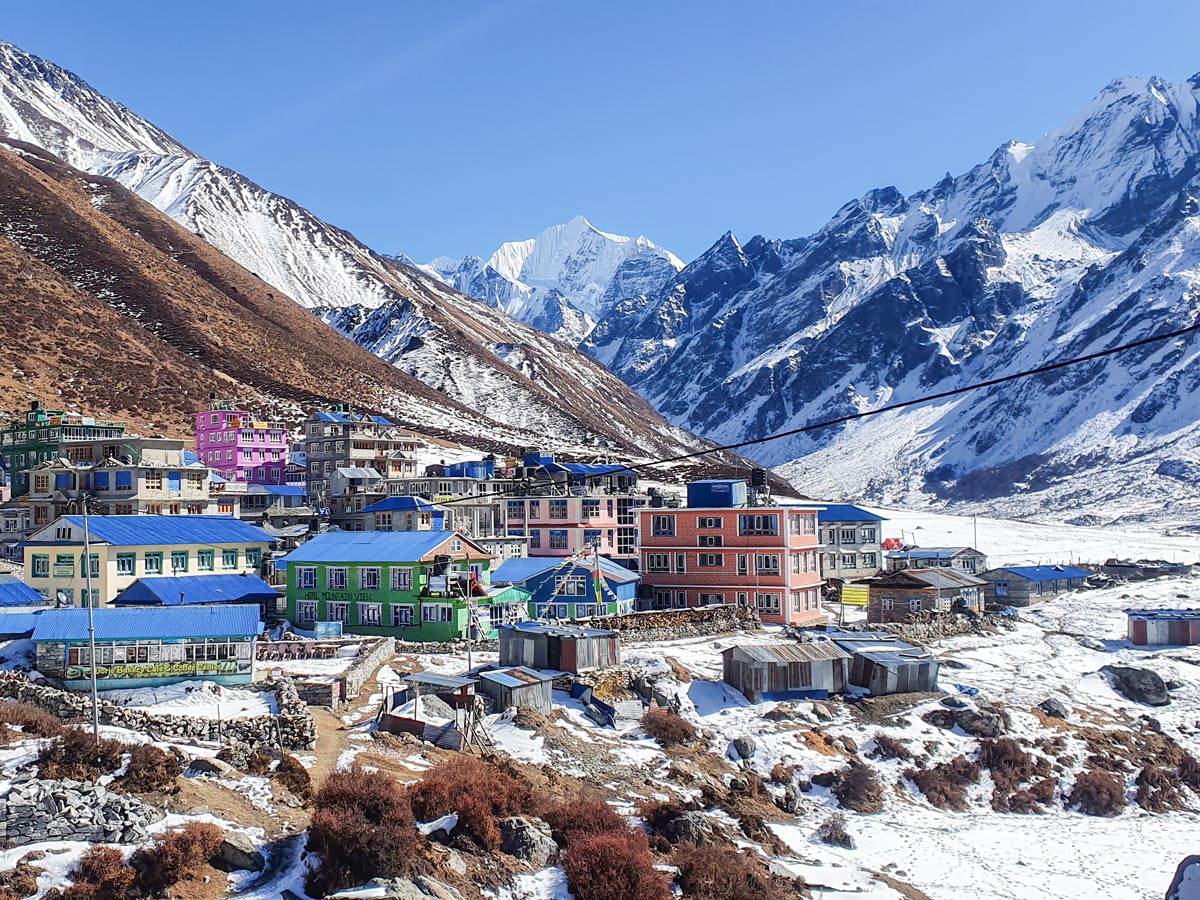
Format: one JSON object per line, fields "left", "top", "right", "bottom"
{"left": 586, "top": 73, "right": 1200, "bottom": 523}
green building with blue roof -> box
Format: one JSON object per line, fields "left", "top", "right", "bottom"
{"left": 280, "top": 530, "right": 529, "bottom": 641}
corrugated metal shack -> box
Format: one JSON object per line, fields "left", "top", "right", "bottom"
{"left": 478, "top": 666, "right": 554, "bottom": 713}
{"left": 1126, "top": 609, "right": 1200, "bottom": 646}
{"left": 499, "top": 622, "right": 620, "bottom": 673}
{"left": 827, "top": 631, "right": 941, "bottom": 695}
{"left": 722, "top": 642, "right": 851, "bottom": 702}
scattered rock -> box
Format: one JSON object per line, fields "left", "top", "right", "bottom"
{"left": 731, "top": 735, "right": 756, "bottom": 761}
{"left": 214, "top": 832, "right": 265, "bottom": 873}
{"left": 775, "top": 784, "right": 803, "bottom": 814}
{"left": 810, "top": 703, "right": 834, "bottom": 723}
{"left": 940, "top": 659, "right": 968, "bottom": 670}
{"left": 955, "top": 705, "right": 1007, "bottom": 738}
{"left": 941, "top": 696, "right": 967, "bottom": 709}
{"left": 498, "top": 817, "right": 557, "bottom": 868}
{"left": 364, "top": 876, "right": 468, "bottom": 900}
{"left": 1102, "top": 665, "right": 1171, "bottom": 706}
{"left": 1166, "top": 679, "right": 1185, "bottom": 692}
{"left": 661, "top": 810, "right": 714, "bottom": 844}
{"left": 1038, "top": 698, "right": 1069, "bottom": 719}
{"left": 187, "top": 757, "right": 238, "bottom": 778}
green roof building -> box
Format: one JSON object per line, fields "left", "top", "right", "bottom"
{"left": 1, "top": 401, "right": 126, "bottom": 496}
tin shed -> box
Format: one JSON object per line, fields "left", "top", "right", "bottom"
{"left": 722, "top": 642, "right": 851, "bottom": 702}
{"left": 828, "top": 632, "right": 941, "bottom": 696}
{"left": 478, "top": 666, "right": 554, "bottom": 713}
{"left": 499, "top": 622, "right": 620, "bottom": 673}
{"left": 1126, "top": 609, "right": 1200, "bottom": 646}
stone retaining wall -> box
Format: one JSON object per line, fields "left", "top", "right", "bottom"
{"left": 827, "top": 612, "right": 1016, "bottom": 644}
{"left": 0, "top": 676, "right": 316, "bottom": 751}
{"left": 574, "top": 604, "right": 762, "bottom": 643}
{"left": 342, "top": 637, "right": 395, "bottom": 700}
{"left": 0, "top": 776, "right": 164, "bottom": 847}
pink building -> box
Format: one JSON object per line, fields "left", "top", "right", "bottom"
{"left": 505, "top": 495, "right": 642, "bottom": 562}
{"left": 195, "top": 403, "right": 288, "bottom": 485}
{"left": 638, "top": 480, "right": 824, "bottom": 627}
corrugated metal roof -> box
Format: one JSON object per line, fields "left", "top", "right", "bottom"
{"left": 903, "top": 569, "right": 986, "bottom": 589}
{"left": 314, "top": 411, "right": 395, "bottom": 425}
{"left": 816, "top": 504, "right": 886, "bottom": 522}
{"left": 725, "top": 642, "right": 850, "bottom": 664}
{"left": 361, "top": 496, "right": 442, "bottom": 514}
{"left": 0, "top": 612, "right": 44, "bottom": 635}
{"left": 245, "top": 484, "right": 307, "bottom": 497}
{"left": 32, "top": 604, "right": 262, "bottom": 642}
{"left": 334, "top": 467, "right": 382, "bottom": 479}
{"left": 507, "top": 621, "right": 616, "bottom": 638}
{"left": 402, "top": 672, "right": 477, "bottom": 689}
{"left": 492, "top": 555, "right": 639, "bottom": 585}
{"left": 0, "top": 580, "right": 48, "bottom": 607}
{"left": 47, "top": 515, "right": 271, "bottom": 548}
{"left": 113, "top": 574, "right": 278, "bottom": 607}
{"left": 550, "top": 462, "right": 628, "bottom": 476}
{"left": 1126, "top": 608, "right": 1200, "bottom": 621}
{"left": 479, "top": 666, "right": 554, "bottom": 687}
{"left": 885, "top": 547, "right": 976, "bottom": 560}
{"left": 279, "top": 531, "right": 465, "bottom": 566}
{"left": 998, "top": 565, "right": 1092, "bottom": 582}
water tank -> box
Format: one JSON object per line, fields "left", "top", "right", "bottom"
{"left": 686, "top": 479, "right": 748, "bottom": 508}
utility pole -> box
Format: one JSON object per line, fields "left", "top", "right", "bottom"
{"left": 79, "top": 492, "right": 100, "bottom": 745}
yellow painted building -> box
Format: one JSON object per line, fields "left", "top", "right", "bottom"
{"left": 23, "top": 515, "right": 271, "bottom": 606}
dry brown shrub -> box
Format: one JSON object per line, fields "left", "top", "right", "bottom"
{"left": 907, "top": 756, "right": 982, "bottom": 811}
{"left": 116, "top": 743, "right": 181, "bottom": 794}
{"left": 306, "top": 767, "right": 421, "bottom": 896}
{"left": 0, "top": 861, "right": 42, "bottom": 899}
{"left": 544, "top": 798, "right": 629, "bottom": 845}
{"left": 275, "top": 753, "right": 313, "bottom": 801}
{"left": 563, "top": 830, "right": 670, "bottom": 900}
{"left": 769, "top": 762, "right": 798, "bottom": 785}
{"left": 673, "top": 843, "right": 791, "bottom": 900}
{"left": 131, "top": 821, "right": 224, "bottom": 895}
{"left": 407, "top": 756, "right": 536, "bottom": 850}
{"left": 54, "top": 847, "right": 135, "bottom": 900}
{"left": 1069, "top": 770, "right": 1126, "bottom": 817}
{"left": 0, "top": 701, "right": 65, "bottom": 738}
{"left": 830, "top": 764, "right": 885, "bottom": 813}
{"left": 978, "top": 738, "right": 1052, "bottom": 812}
{"left": 37, "top": 729, "right": 125, "bottom": 781}
{"left": 1134, "top": 766, "right": 1188, "bottom": 812}
{"left": 869, "top": 732, "right": 912, "bottom": 761}
{"left": 636, "top": 797, "right": 702, "bottom": 836}
{"left": 642, "top": 707, "right": 697, "bottom": 747}
{"left": 815, "top": 812, "right": 854, "bottom": 848}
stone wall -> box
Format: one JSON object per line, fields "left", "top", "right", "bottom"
{"left": 0, "top": 776, "right": 164, "bottom": 847}
{"left": 341, "top": 637, "right": 395, "bottom": 700}
{"left": 828, "top": 612, "right": 1016, "bottom": 644}
{"left": 295, "top": 679, "right": 339, "bottom": 709}
{"left": 0, "top": 676, "right": 317, "bottom": 751}
{"left": 573, "top": 604, "right": 762, "bottom": 643}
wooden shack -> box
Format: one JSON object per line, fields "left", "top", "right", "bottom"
{"left": 477, "top": 666, "right": 555, "bottom": 713}
{"left": 828, "top": 631, "right": 941, "bottom": 695}
{"left": 1126, "top": 609, "right": 1200, "bottom": 646}
{"left": 499, "top": 622, "right": 620, "bottom": 673}
{"left": 722, "top": 642, "right": 851, "bottom": 702}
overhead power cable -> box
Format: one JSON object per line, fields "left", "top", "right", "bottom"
{"left": 425, "top": 317, "right": 1200, "bottom": 508}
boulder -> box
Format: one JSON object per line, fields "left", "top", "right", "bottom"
{"left": 731, "top": 735, "right": 756, "bottom": 761}
{"left": 1038, "top": 698, "right": 1069, "bottom": 719}
{"left": 940, "top": 696, "right": 967, "bottom": 709}
{"left": 956, "top": 705, "right": 1007, "bottom": 738}
{"left": 213, "top": 832, "right": 265, "bottom": 872}
{"left": 498, "top": 817, "right": 557, "bottom": 868}
{"left": 1101, "top": 665, "right": 1171, "bottom": 706}
{"left": 775, "top": 784, "right": 803, "bottom": 814}
{"left": 364, "top": 877, "right": 468, "bottom": 900}
{"left": 661, "top": 811, "right": 713, "bottom": 844}
{"left": 186, "top": 757, "right": 238, "bottom": 778}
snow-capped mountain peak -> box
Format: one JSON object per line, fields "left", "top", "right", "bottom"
{"left": 420, "top": 215, "right": 684, "bottom": 343}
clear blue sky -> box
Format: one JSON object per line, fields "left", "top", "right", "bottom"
{"left": 5, "top": 1, "right": 1200, "bottom": 262}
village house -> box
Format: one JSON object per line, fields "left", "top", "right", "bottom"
{"left": 0, "top": 401, "right": 127, "bottom": 497}
{"left": 1126, "top": 608, "right": 1200, "bottom": 646}
{"left": 280, "top": 530, "right": 528, "bottom": 641}
{"left": 866, "top": 567, "right": 986, "bottom": 624}
{"left": 22, "top": 515, "right": 272, "bottom": 606}
{"left": 977, "top": 564, "right": 1092, "bottom": 607}
{"left": 24, "top": 437, "right": 213, "bottom": 531}
{"left": 31, "top": 604, "right": 260, "bottom": 690}
{"left": 194, "top": 399, "right": 289, "bottom": 485}
{"left": 721, "top": 642, "right": 851, "bottom": 702}
{"left": 885, "top": 546, "right": 988, "bottom": 574}
{"left": 301, "top": 404, "right": 426, "bottom": 507}
{"left": 637, "top": 478, "right": 824, "bottom": 627}
{"left": 491, "top": 554, "right": 639, "bottom": 620}
{"left": 498, "top": 621, "right": 621, "bottom": 673}
{"left": 817, "top": 504, "right": 886, "bottom": 581}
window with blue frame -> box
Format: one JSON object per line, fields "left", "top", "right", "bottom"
{"left": 994, "top": 580, "right": 1009, "bottom": 597}
{"left": 222, "top": 548, "right": 238, "bottom": 569}
{"left": 170, "top": 550, "right": 188, "bottom": 573}
{"left": 116, "top": 553, "right": 135, "bottom": 576}
{"left": 245, "top": 548, "right": 262, "bottom": 567}
{"left": 144, "top": 552, "right": 163, "bottom": 575}
{"left": 197, "top": 550, "right": 215, "bottom": 571}
{"left": 529, "top": 530, "right": 541, "bottom": 550}
{"left": 549, "top": 530, "right": 569, "bottom": 550}
{"left": 116, "top": 471, "right": 132, "bottom": 490}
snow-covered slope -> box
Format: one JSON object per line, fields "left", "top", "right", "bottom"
{"left": 420, "top": 216, "right": 683, "bottom": 343}
{"left": 586, "top": 72, "right": 1200, "bottom": 523}
{"left": 0, "top": 38, "right": 712, "bottom": 462}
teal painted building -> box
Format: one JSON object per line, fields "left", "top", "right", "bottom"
{"left": 491, "top": 555, "right": 639, "bottom": 620}
{"left": 280, "top": 531, "right": 529, "bottom": 641}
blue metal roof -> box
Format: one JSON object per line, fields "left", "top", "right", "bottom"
{"left": 493, "top": 555, "right": 639, "bottom": 585}
{"left": 817, "top": 504, "right": 885, "bottom": 523}
{"left": 113, "top": 574, "right": 279, "bottom": 607}
{"left": 0, "top": 580, "right": 48, "bottom": 607}
{"left": 32, "top": 604, "right": 262, "bottom": 642}
{"left": 0, "top": 612, "right": 44, "bottom": 636}
{"left": 247, "top": 484, "right": 306, "bottom": 497}
{"left": 885, "top": 548, "right": 973, "bottom": 560}
{"left": 506, "top": 621, "right": 616, "bottom": 638}
{"left": 361, "top": 496, "right": 441, "bottom": 514}
{"left": 278, "top": 530, "right": 462, "bottom": 568}
{"left": 313, "top": 411, "right": 395, "bottom": 426}
{"left": 47, "top": 516, "right": 271, "bottom": 548}
{"left": 183, "top": 450, "right": 200, "bottom": 466}
{"left": 548, "top": 462, "right": 628, "bottom": 477}
{"left": 996, "top": 565, "right": 1092, "bottom": 582}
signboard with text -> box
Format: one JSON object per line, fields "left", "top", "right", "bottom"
{"left": 65, "top": 659, "right": 248, "bottom": 681}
